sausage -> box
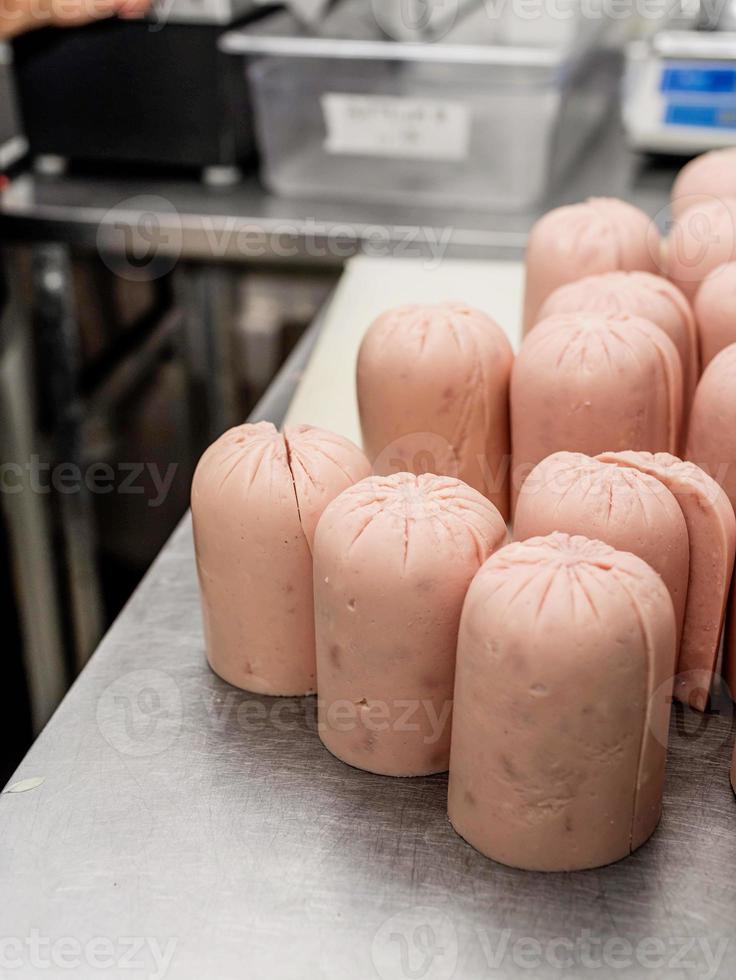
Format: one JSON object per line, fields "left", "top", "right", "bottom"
{"left": 538, "top": 270, "right": 698, "bottom": 410}
{"left": 694, "top": 262, "right": 736, "bottom": 369}
{"left": 191, "top": 421, "right": 370, "bottom": 695}
{"left": 599, "top": 451, "right": 736, "bottom": 711}
{"left": 510, "top": 313, "right": 683, "bottom": 510}
{"left": 357, "top": 301, "right": 514, "bottom": 521}
{"left": 671, "top": 148, "right": 736, "bottom": 218}
{"left": 665, "top": 197, "right": 736, "bottom": 302}
{"left": 514, "top": 451, "right": 689, "bottom": 651}
{"left": 448, "top": 532, "right": 676, "bottom": 870}
{"left": 314, "top": 472, "right": 507, "bottom": 776}
{"left": 687, "top": 344, "right": 736, "bottom": 515}
{"left": 522, "top": 197, "right": 660, "bottom": 334}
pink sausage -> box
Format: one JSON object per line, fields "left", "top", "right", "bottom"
{"left": 665, "top": 197, "right": 736, "bottom": 302}
{"left": 448, "top": 532, "right": 676, "bottom": 871}
{"left": 357, "top": 302, "right": 514, "bottom": 521}
{"left": 510, "top": 313, "right": 683, "bottom": 509}
{"left": 191, "top": 421, "right": 370, "bottom": 695}
{"left": 538, "top": 270, "right": 699, "bottom": 408}
{"left": 599, "top": 451, "right": 736, "bottom": 711}
{"left": 522, "top": 197, "right": 660, "bottom": 333}
{"left": 687, "top": 344, "right": 736, "bottom": 514}
{"left": 671, "top": 148, "right": 736, "bottom": 218}
{"left": 694, "top": 262, "right": 736, "bottom": 369}
{"left": 728, "top": 583, "right": 736, "bottom": 708}
{"left": 314, "top": 472, "right": 507, "bottom": 777}
{"left": 514, "top": 451, "right": 689, "bottom": 651}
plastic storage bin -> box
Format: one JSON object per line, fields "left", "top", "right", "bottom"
{"left": 222, "top": 13, "right": 621, "bottom": 211}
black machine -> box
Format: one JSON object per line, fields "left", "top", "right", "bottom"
{"left": 11, "top": 11, "right": 266, "bottom": 180}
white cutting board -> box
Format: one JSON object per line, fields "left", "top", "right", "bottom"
{"left": 283, "top": 255, "right": 525, "bottom": 445}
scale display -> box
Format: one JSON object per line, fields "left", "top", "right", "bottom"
{"left": 661, "top": 66, "right": 736, "bottom": 94}
{"left": 661, "top": 60, "right": 736, "bottom": 130}
{"left": 624, "top": 34, "right": 736, "bottom": 152}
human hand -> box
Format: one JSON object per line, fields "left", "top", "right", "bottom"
{"left": 1, "top": 0, "right": 151, "bottom": 38}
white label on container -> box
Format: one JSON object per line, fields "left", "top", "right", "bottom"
{"left": 321, "top": 93, "right": 471, "bottom": 161}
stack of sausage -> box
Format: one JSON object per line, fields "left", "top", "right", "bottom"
{"left": 191, "top": 146, "right": 736, "bottom": 872}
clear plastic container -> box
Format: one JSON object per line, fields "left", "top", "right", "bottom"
{"left": 222, "top": 11, "right": 621, "bottom": 211}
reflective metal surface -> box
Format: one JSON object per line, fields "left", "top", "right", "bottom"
{"left": 0, "top": 118, "right": 677, "bottom": 265}
{"left": 1, "top": 517, "right": 735, "bottom": 979}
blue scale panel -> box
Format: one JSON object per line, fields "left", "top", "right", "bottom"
{"left": 660, "top": 62, "right": 736, "bottom": 129}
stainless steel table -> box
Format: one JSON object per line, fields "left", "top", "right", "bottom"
{"left": 2, "top": 306, "right": 736, "bottom": 980}
{"left": 0, "top": 118, "right": 676, "bottom": 263}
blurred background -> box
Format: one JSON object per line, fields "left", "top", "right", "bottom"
{"left": 1, "top": 0, "right": 734, "bottom": 782}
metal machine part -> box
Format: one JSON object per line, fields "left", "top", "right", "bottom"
{"left": 11, "top": 19, "right": 256, "bottom": 174}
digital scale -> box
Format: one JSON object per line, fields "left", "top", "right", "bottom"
{"left": 625, "top": 25, "right": 736, "bottom": 153}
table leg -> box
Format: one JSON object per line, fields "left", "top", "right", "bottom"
{"left": 174, "top": 263, "right": 241, "bottom": 448}
{"left": 0, "top": 247, "right": 67, "bottom": 731}
{"left": 32, "top": 243, "right": 105, "bottom": 672}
